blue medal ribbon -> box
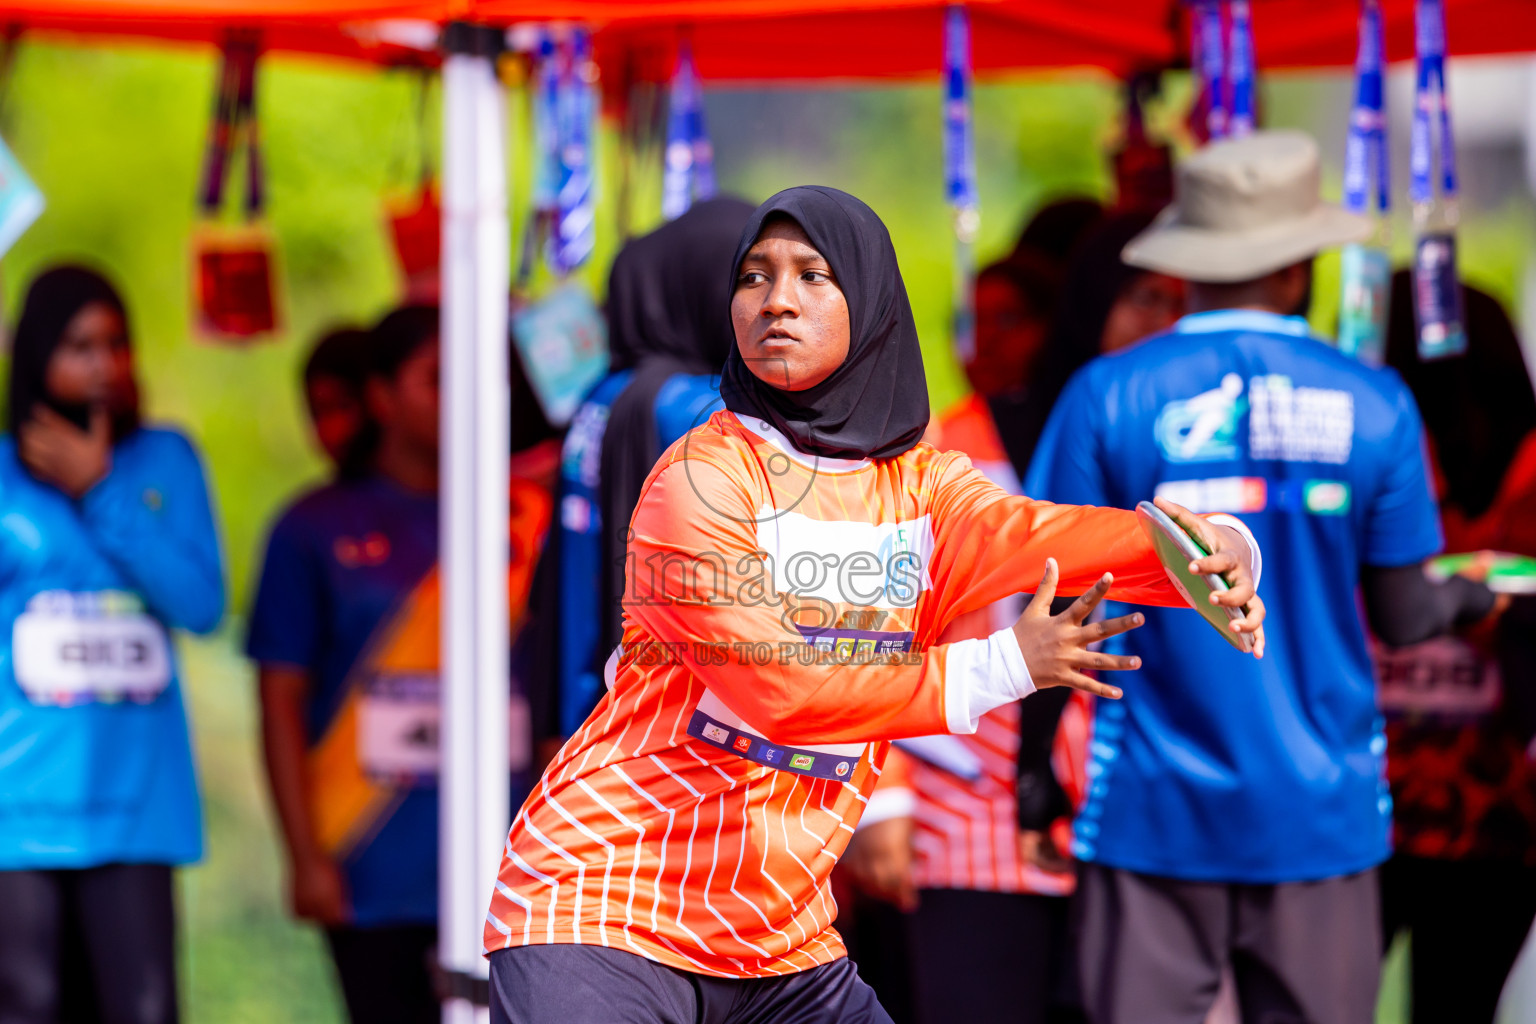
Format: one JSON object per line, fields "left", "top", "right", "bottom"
{"left": 1343, "top": 0, "right": 1388, "bottom": 216}
{"left": 1337, "top": 0, "right": 1391, "bottom": 365}
{"left": 1409, "top": 0, "right": 1456, "bottom": 205}
{"left": 551, "top": 29, "right": 596, "bottom": 274}
{"left": 663, "top": 43, "right": 715, "bottom": 220}
{"left": 1227, "top": 0, "right": 1255, "bottom": 137}
{"left": 1409, "top": 0, "right": 1466, "bottom": 360}
{"left": 943, "top": 5, "right": 978, "bottom": 218}
{"left": 1195, "top": 1, "right": 1228, "bottom": 140}
{"left": 532, "top": 31, "right": 560, "bottom": 218}
{"left": 944, "top": 4, "right": 978, "bottom": 363}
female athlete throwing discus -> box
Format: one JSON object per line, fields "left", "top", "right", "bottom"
{"left": 484, "top": 187, "right": 1266, "bottom": 1024}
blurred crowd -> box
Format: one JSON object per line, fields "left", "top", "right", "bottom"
{"left": 1, "top": 125, "right": 1534, "bottom": 1024}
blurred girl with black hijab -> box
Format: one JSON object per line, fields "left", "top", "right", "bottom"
{"left": 1377, "top": 273, "right": 1536, "bottom": 1024}
{"left": 545, "top": 196, "right": 755, "bottom": 739}
{"left": 0, "top": 266, "right": 225, "bottom": 1024}
{"left": 485, "top": 186, "right": 1262, "bottom": 1024}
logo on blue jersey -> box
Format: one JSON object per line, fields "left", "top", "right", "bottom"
{"left": 761, "top": 747, "right": 783, "bottom": 764}
{"left": 1154, "top": 374, "right": 1247, "bottom": 463}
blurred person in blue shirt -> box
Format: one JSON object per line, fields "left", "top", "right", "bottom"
{"left": 248, "top": 306, "right": 556, "bottom": 1024}
{"left": 0, "top": 266, "right": 225, "bottom": 1024}
{"left": 1026, "top": 132, "right": 1502, "bottom": 1024}
{"left": 546, "top": 197, "right": 753, "bottom": 738}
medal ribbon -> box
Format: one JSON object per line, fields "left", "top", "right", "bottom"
{"left": 1410, "top": 0, "right": 1456, "bottom": 205}
{"left": 197, "top": 36, "right": 264, "bottom": 219}
{"left": 1344, "top": 0, "right": 1389, "bottom": 216}
{"left": 1194, "top": 1, "right": 1227, "bottom": 140}
{"left": 1227, "top": 0, "right": 1255, "bottom": 137}
{"left": 550, "top": 29, "right": 596, "bottom": 274}
{"left": 943, "top": 5, "right": 978, "bottom": 219}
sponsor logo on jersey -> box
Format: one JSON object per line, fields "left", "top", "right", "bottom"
{"left": 789, "top": 753, "right": 816, "bottom": 770}
{"left": 1155, "top": 374, "right": 1247, "bottom": 463}
{"left": 702, "top": 722, "right": 730, "bottom": 745}
{"left": 754, "top": 509, "right": 935, "bottom": 608}
{"left": 732, "top": 735, "right": 753, "bottom": 753}
{"left": 761, "top": 747, "right": 783, "bottom": 764}
{"left": 1249, "top": 375, "right": 1354, "bottom": 464}
{"left": 1304, "top": 480, "right": 1351, "bottom": 514}
{"left": 1154, "top": 477, "right": 1268, "bottom": 514}
{"left": 835, "top": 760, "right": 851, "bottom": 777}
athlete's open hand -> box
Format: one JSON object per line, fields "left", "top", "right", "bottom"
{"left": 1153, "top": 497, "right": 1267, "bottom": 658}
{"left": 1012, "top": 559, "right": 1144, "bottom": 701}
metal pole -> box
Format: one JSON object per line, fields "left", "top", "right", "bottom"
{"left": 469, "top": 28, "right": 511, "bottom": 1022}
{"left": 440, "top": 21, "right": 508, "bottom": 1024}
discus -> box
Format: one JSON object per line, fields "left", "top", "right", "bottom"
{"left": 1427, "top": 552, "right": 1536, "bottom": 595}
{"left": 1135, "top": 500, "right": 1254, "bottom": 653}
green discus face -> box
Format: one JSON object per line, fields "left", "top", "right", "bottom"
{"left": 1136, "top": 501, "right": 1253, "bottom": 653}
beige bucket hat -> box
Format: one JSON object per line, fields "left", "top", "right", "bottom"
{"left": 1122, "top": 129, "right": 1371, "bottom": 283}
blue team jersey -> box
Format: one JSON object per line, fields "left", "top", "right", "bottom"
{"left": 247, "top": 476, "right": 443, "bottom": 926}
{"left": 1026, "top": 309, "right": 1442, "bottom": 883}
{"left": 556, "top": 372, "right": 723, "bottom": 736}
{"left": 0, "top": 428, "right": 225, "bottom": 869}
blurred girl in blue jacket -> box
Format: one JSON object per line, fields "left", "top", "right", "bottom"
{"left": 0, "top": 266, "right": 224, "bottom": 1024}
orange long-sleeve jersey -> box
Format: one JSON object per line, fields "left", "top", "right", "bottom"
{"left": 484, "top": 410, "right": 1185, "bottom": 977}
{"left": 902, "top": 394, "right": 1090, "bottom": 896}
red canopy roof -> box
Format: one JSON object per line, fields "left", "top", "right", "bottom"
{"left": 474, "top": 0, "right": 1536, "bottom": 80}
{"left": 3, "top": 0, "right": 449, "bottom": 62}
{"left": 7, "top": 0, "right": 1536, "bottom": 75}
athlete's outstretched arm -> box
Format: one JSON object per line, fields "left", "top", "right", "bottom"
{"left": 624, "top": 458, "right": 1141, "bottom": 745}
{"left": 923, "top": 454, "right": 1264, "bottom": 654}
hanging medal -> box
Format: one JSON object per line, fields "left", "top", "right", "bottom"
{"left": 1409, "top": 0, "right": 1467, "bottom": 360}
{"left": 192, "top": 34, "right": 280, "bottom": 342}
{"left": 1337, "top": 0, "right": 1391, "bottom": 365}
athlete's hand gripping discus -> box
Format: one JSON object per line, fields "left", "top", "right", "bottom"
{"left": 1136, "top": 500, "right": 1256, "bottom": 654}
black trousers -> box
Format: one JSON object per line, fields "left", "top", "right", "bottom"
{"left": 0, "top": 863, "right": 178, "bottom": 1024}
{"left": 908, "top": 888, "right": 1084, "bottom": 1024}
{"left": 1074, "top": 863, "right": 1380, "bottom": 1024}
{"left": 1380, "top": 855, "right": 1536, "bottom": 1024}
{"left": 325, "top": 924, "right": 440, "bottom": 1024}
{"left": 488, "top": 944, "right": 893, "bottom": 1024}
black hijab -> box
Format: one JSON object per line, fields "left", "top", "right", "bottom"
{"left": 8, "top": 266, "right": 135, "bottom": 439}
{"left": 1385, "top": 271, "right": 1536, "bottom": 520}
{"left": 592, "top": 196, "right": 754, "bottom": 661}
{"left": 720, "top": 186, "right": 929, "bottom": 461}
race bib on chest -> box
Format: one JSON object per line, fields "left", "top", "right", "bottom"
{"left": 358, "top": 673, "right": 441, "bottom": 780}
{"left": 1375, "top": 635, "right": 1500, "bottom": 723}
{"left": 357, "top": 674, "right": 531, "bottom": 783}
{"left": 13, "top": 591, "right": 172, "bottom": 706}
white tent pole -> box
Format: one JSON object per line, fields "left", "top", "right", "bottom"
{"left": 440, "top": 21, "right": 509, "bottom": 1024}
{"left": 469, "top": 25, "right": 511, "bottom": 1023}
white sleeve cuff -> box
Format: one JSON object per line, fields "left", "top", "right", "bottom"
{"left": 1206, "top": 513, "right": 1262, "bottom": 592}
{"left": 942, "top": 626, "right": 1035, "bottom": 734}
{"left": 860, "top": 786, "right": 916, "bottom": 827}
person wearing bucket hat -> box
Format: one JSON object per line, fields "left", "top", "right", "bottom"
{"left": 1026, "top": 130, "right": 1504, "bottom": 1024}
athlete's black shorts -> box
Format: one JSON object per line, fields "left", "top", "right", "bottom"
{"left": 0, "top": 863, "right": 178, "bottom": 1024}
{"left": 488, "top": 944, "right": 894, "bottom": 1024}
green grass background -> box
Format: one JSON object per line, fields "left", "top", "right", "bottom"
{"left": 1, "top": 38, "right": 1531, "bottom": 1022}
